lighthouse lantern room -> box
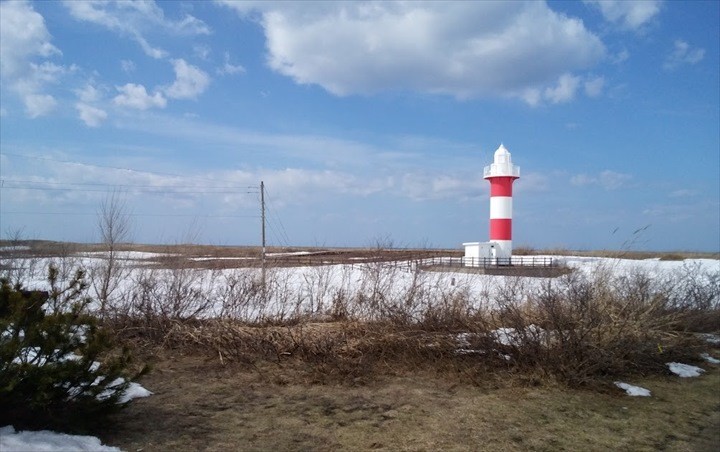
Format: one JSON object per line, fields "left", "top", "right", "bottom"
{"left": 463, "top": 144, "right": 520, "bottom": 265}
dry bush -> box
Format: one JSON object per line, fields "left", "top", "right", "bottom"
{"left": 97, "top": 254, "right": 718, "bottom": 388}
{"left": 486, "top": 264, "right": 718, "bottom": 386}
{"left": 107, "top": 266, "right": 218, "bottom": 341}
{"left": 0, "top": 229, "right": 41, "bottom": 287}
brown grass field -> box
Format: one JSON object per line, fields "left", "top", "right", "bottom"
{"left": 103, "top": 348, "right": 720, "bottom": 451}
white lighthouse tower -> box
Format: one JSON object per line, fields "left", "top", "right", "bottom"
{"left": 463, "top": 144, "right": 520, "bottom": 264}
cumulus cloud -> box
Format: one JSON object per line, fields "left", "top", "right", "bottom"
{"left": 63, "top": 0, "right": 210, "bottom": 59}
{"left": 544, "top": 74, "right": 581, "bottom": 104}
{"left": 76, "top": 83, "right": 102, "bottom": 103}
{"left": 571, "top": 170, "right": 632, "bottom": 190}
{"left": 73, "top": 83, "right": 108, "bottom": 126}
{"left": 218, "top": 1, "right": 605, "bottom": 104}
{"left": 0, "top": 1, "right": 64, "bottom": 117}
{"left": 114, "top": 83, "right": 166, "bottom": 109}
{"left": 664, "top": 40, "right": 705, "bottom": 70}
{"left": 23, "top": 94, "right": 57, "bottom": 118}
{"left": 76, "top": 103, "right": 108, "bottom": 127}
{"left": 12, "top": 61, "right": 75, "bottom": 117}
{"left": 163, "top": 59, "right": 210, "bottom": 100}
{"left": 0, "top": 1, "right": 60, "bottom": 77}
{"left": 584, "top": 0, "right": 661, "bottom": 31}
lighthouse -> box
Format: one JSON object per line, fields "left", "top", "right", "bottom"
{"left": 463, "top": 144, "right": 520, "bottom": 265}
{"left": 485, "top": 144, "right": 520, "bottom": 259}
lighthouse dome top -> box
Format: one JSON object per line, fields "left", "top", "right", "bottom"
{"left": 494, "top": 143, "right": 510, "bottom": 160}
{"left": 484, "top": 143, "right": 520, "bottom": 179}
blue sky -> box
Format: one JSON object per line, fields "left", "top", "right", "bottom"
{"left": 0, "top": 0, "right": 718, "bottom": 251}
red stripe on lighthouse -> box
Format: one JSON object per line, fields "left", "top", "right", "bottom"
{"left": 489, "top": 219, "right": 512, "bottom": 240}
{"left": 489, "top": 177, "right": 517, "bottom": 197}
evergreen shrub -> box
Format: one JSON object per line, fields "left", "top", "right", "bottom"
{"left": 0, "top": 266, "right": 143, "bottom": 431}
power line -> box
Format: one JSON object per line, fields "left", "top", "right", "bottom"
{"left": 263, "top": 187, "right": 291, "bottom": 246}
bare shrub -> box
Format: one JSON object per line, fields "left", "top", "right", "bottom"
{"left": 216, "top": 269, "right": 266, "bottom": 320}
{"left": 0, "top": 228, "right": 40, "bottom": 287}
{"left": 485, "top": 264, "right": 714, "bottom": 386}
{"left": 663, "top": 262, "right": 720, "bottom": 331}
{"left": 108, "top": 265, "right": 217, "bottom": 341}
{"left": 91, "top": 191, "right": 132, "bottom": 319}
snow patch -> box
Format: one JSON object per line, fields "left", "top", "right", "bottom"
{"left": 614, "top": 382, "right": 651, "bottom": 397}
{"left": 189, "top": 257, "right": 256, "bottom": 261}
{"left": 0, "top": 246, "right": 31, "bottom": 251}
{"left": 491, "top": 325, "right": 545, "bottom": 346}
{"left": 98, "top": 378, "right": 153, "bottom": 403}
{"left": 0, "top": 425, "right": 120, "bottom": 451}
{"left": 700, "top": 353, "right": 720, "bottom": 364}
{"left": 666, "top": 362, "right": 705, "bottom": 378}
{"left": 701, "top": 333, "right": 720, "bottom": 345}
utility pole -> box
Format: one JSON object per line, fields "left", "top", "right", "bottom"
{"left": 260, "top": 180, "right": 266, "bottom": 286}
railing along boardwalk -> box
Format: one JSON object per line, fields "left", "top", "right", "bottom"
{"left": 419, "top": 256, "right": 556, "bottom": 268}
{"left": 171, "top": 253, "right": 557, "bottom": 271}
{"left": 264, "top": 255, "right": 556, "bottom": 271}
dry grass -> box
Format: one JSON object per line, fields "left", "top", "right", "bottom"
{"left": 101, "top": 349, "right": 720, "bottom": 451}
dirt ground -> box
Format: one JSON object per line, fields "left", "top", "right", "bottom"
{"left": 101, "top": 350, "right": 720, "bottom": 452}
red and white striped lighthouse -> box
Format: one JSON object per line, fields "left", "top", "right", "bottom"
{"left": 484, "top": 144, "right": 520, "bottom": 259}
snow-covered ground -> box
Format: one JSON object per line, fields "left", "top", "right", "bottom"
{"left": 615, "top": 382, "right": 652, "bottom": 397}
{"left": 0, "top": 426, "right": 120, "bottom": 452}
{"left": 0, "top": 381, "right": 150, "bottom": 452}
{"left": 2, "top": 252, "right": 718, "bottom": 322}
{"left": 1, "top": 252, "right": 718, "bottom": 451}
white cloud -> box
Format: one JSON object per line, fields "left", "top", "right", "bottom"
{"left": 0, "top": 1, "right": 64, "bottom": 118}
{"left": 23, "top": 94, "right": 57, "bottom": 118}
{"left": 544, "top": 74, "right": 581, "bottom": 104}
{"left": 571, "top": 170, "right": 632, "bottom": 190}
{"left": 163, "top": 59, "right": 210, "bottom": 100}
{"left": 598, "top": 170, "right": 632, "bottom": 190}
{"left": 0, "top": 0, "right": 60, "bottom": 78}
{"left": 217, "top": 52, "right": 246, "bottom": 76}
{"left": 219, "top": 1, "right": 605, "bottom": 103}
{"left": 584, "top": 0, "right": 661, "bottom": 31}
{"left": 11, "top": 62, "right": 73, "bottom": 118}
{"left": 76, "top": 103, "right": 108, "bottom": 127}
{"left": 76, "top": 83, "right": 102, "bottom": 103}
{"left": 664, "top": 40, "right": 705, "bottom": 70}
{"left": 114, "top": 83, "right": 167, "bottom": 109}
{"left": 63, "top": 0, "right": 210, "bottom": 59}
